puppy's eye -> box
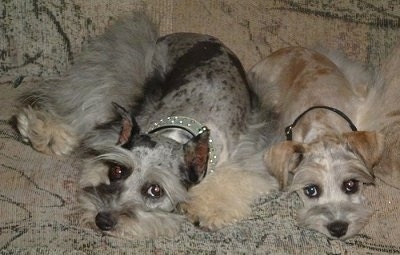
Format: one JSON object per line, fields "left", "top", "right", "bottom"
{"left": 342, "top": 179, "right": 359, "bottom": 194}
{"left": 141, "top": 183, "right": 164, "bottom": 198}
{"left": 108, "top": 164, "right": 129, "bottom": 182}
{"left": 303, "top": 184, "right": 321, "bottom": 198}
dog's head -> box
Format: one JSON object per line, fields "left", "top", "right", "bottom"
{"left": 264, "top": 131, "right": 384, "bottom": 239}
{"left": 78, "top": 104, "right": 210, "bottom": 237}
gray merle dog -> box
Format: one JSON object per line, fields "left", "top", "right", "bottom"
{"left": 16, "top": 13, "right": 277, "bottom": 238}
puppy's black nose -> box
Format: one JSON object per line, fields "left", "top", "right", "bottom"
{"left": 95, "top": 212, "right": 117, "bottom": 231}
{"left": 327, "top": 221, "right": 348, "bottom": 238}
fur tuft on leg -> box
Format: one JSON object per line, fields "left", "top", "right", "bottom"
{"left": 182, "top": 157, "right": 278, "bottom": 230}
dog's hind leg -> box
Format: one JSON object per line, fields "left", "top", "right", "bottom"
{"left": 16, "top": 13, "right": 159, "bottom": 155}
{"left": 17, "top": 106, "right": 78, "bottom": 155}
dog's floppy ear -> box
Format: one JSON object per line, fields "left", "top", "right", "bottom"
{"left": 344, "top": 131, "right": 384, "bottom": 170}
{"left": 264, "top": 141, "right": 306, "bottom": 190}
{"left": 112, "top": 102, "right": 140, "bottom": 145}
{"left": 182, "top": 129, "right": 210, "bottom": 184}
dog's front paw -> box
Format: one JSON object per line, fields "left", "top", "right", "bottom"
{"left": 181, "top": 164, "right": 278, "bottom": 231}
{"left": 16, "top": 107, "right": 78, "bottom": 155}
{"left": 180, "top": 186, "right": 250, "bottom": 231}
{"left": 181, "top": 172, "right": 253, "bottom": 231}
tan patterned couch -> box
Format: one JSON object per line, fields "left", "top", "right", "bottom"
{"left": 1, "top": 1, "right": 400, "bottom": 254}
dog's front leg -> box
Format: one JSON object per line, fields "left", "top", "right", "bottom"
{"left": 181, "top": 162, "right": 277, "bottom": 230}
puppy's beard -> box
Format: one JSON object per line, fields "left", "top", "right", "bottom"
{"left": 297, "top": 201, "right": 373, "bottom": 239}
{"left": 78, "top": 195, "right": 184, "bottom": 239}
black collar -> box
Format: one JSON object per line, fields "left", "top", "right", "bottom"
{"left": 285, "top": 105, "right": 358, "bottom": 141}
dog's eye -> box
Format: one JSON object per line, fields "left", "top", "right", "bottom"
{"left": 142, "top": 183, "right": 164, "bottom": 198}
{"left": 108, "top": 164, "right": 129, "bottom": 182}
{"left": 342, "top": 179, "right": 359, "bottom": 194}
{"left": 303, "top": 184, "right": 321, "bottom": 198}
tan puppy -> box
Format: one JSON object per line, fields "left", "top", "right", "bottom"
{"left": 248, "top": 47, "right": 384, "bottom": 239}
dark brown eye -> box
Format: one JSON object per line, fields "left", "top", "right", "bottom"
{"left": 108, "top": 164, "right": 128, "bottom": 182}
{"left": 142, "top": 183, "right": 164, "bottom": 198}
{"left": 303, "top": 184, "right": 321, "bottom": 198}
{"left": 343, "top": 179, "right": 359, "bottom": 194}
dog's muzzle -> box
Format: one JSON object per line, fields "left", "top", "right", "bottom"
{"left": 95, "top": 211, "right": 117, "bottom": 231}
{"left": 327, "top": 220, "right": 349, "bottom": 238}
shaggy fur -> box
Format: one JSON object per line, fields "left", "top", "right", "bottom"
{"left": 248, "top": 47, "right": 384, "bottom": 239}
{"left": 16, "top": 13, "right": 277, "bottom": 238}
{"left": 358, "top": 41, "right": 400, "bottom": 189}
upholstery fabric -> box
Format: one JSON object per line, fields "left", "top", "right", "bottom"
{"left": 1, "top": 1, "right": 400, "bottom": 254}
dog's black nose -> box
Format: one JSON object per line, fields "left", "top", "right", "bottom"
{"left": 327, "top": 221, "right": 348, "bottom": 238}
{"left": 95, "top": 212, "right": 117, "bottom": 231}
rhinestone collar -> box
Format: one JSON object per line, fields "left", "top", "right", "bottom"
{"left": 147, "top": 116, "right": 217, "bottom": 173}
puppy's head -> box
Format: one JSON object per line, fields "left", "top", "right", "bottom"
{"left": 264, "top": 131, "right": 384, "bottom": 239}
{"left": 78, "top": 104, "right": 210, "bottom": 238}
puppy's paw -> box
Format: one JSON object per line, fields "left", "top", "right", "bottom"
{"left": 181, "top": 170, "right": 254, "bottom": 230}
{"left": 181, "top": 185, "right": 250, "bottom": 231}
{"left": 16, "top": 107, "right": 78, "bottom": 155}
{"left": 181, "top": 164, "right": 278, "bottom": 231}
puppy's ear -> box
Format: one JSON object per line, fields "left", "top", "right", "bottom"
{"left": 264, "top": 141, "right": 306, "bottom": 190}
{"left": 182, "top": 129, "right": 210, "bottom": 184}
{"left": 344, "top": 131, "right": 384, "bottom": 170}
{"left": 112, "top": 102, "right": 140, "bottom": 145}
